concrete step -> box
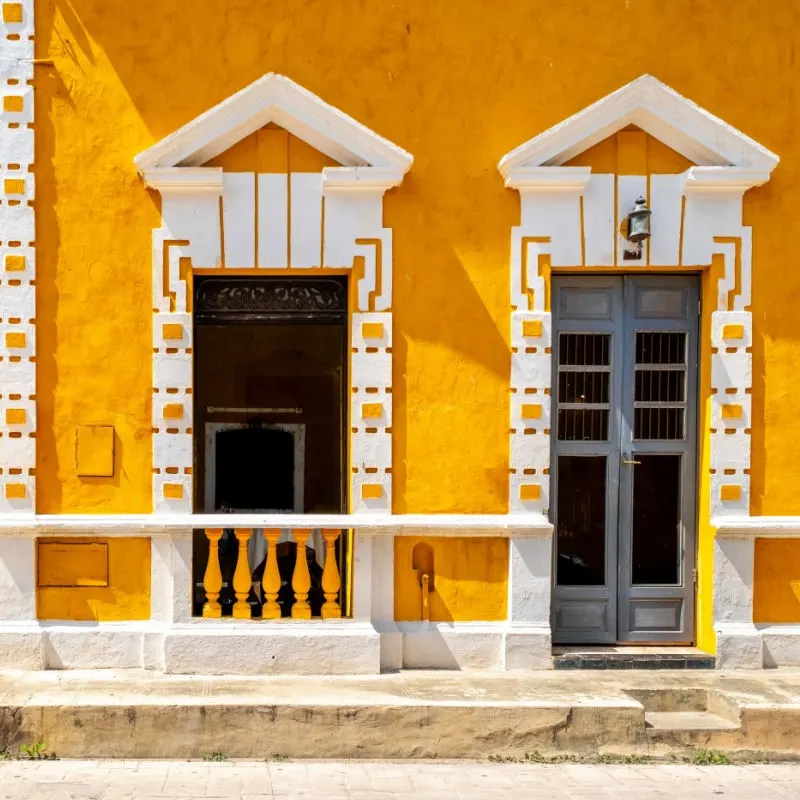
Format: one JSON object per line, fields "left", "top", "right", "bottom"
{"left": 553, "top": 648, "right": 715, "bottom": 670}
{"left": 1, "top": 669, "right": 799, "bottom": 760}
{"left": 645, "top": 711, "right": 740, "bottom": 731}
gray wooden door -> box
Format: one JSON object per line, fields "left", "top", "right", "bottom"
{"left": 551, "top": 275, "right": 698, "bottom": 644}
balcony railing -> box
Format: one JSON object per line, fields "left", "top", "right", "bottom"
{"left": 193, "top": 527, "right": 349, "bottom": 620}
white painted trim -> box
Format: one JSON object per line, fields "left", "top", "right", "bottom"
{"left": 682, "top": 166, "right": 773, "bottom": 193}
{"left": 134, "top": 73, "right": 413, "bottom": 174}
{"left": 714, "top": 516, "right": 800, "bottom": 537}
{"left": 498, "top": 74, "right": 779, "bottom": 174}
{"left": 204, "top": 422, "right": 305, "bottom": 513}
{"left": 141, "top": 76, "right": 409, "bottom": 516}
{"left": 503, "top": 166, "right": 591, "bottom": 191}
{"left": 322, "top": 166, "right": 406, "bottom": 193}
{"left": 143, "top": 167, "right": 224, "bottom": 194}
{"left": 0, "top": 513, "right": 552, "bottom": 536}
{"left": 0, "top": 0, "right": 36, "bottom": 514}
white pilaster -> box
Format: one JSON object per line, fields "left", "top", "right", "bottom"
{"left": 504, "top": 533, "right": 554, "bottom": 669}
{"left": 713, "top": 534, "right": 762, "bottom": 668}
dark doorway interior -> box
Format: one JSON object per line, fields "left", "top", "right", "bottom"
{"left": 191, "top": 276, "right": 349, "bottom": 618}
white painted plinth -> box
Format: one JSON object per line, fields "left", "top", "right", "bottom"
{"left": 162, "top": 623, "right": 381, "bottom": 675}
{"left": 504, "top": 625, "right": 552, "bottom": 670}
{"left": 760, "top": 624, "right": 800, "bottom": 667}
{"left": 398, "top": 622, "right": 504, "bottom": 669}
{"left": 0, "top": 624, "right": 43, "bottom": 668}
{"left": 714, "top": 622, "right": 763, "bottom": 669}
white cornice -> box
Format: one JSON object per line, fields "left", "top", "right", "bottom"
{"left": 321, "top": 166, "right": 406, "bottom": 194}
{"left": 0, "top": 513, "right": 553, "bottom": 537}
{"left": 714, "top": 516, "right": 800, "bottom": 537}
{"left": 682, "top": 166, "right": 773, "bottom": 193}
{"left": 503, "top": 166, "right": 591, "bottom": 192}
{"left": 142, "top": 167, "right": 224, "bottom": 194}
{"left": 134, "top": 73, "right": 413, "bottom": 175}
{"left": 499, "top": 74, "right": 779, "bottom": 178}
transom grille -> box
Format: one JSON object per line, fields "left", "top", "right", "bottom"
{"left": 557, "top": 333, "right": 611, "bottom": 441}
{"left": 634, "top": 331, "right": 687, "bottom": 440}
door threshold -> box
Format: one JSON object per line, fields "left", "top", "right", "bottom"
{"left": 553, "top": 646, "right": 714, "bottom": 670}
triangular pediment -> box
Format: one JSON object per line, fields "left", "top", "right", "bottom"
{"left": 135, "top": 73, "right": 413, "bottom": 176}
{"left": 499, "top": 75, "right": 778, "bottom": 180}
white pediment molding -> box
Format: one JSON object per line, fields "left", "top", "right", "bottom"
{"left": 134, "top": 73, "right": 413, "bottom": 181}
{"left": 498, "top": 74, "right": 778, "bottom": 183}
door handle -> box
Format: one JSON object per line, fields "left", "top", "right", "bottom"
{"left": 622, "top": 454, "right": 641, "bottom": 465}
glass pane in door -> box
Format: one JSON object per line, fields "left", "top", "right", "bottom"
{"left": 557, "top": 333, "right": 611, "bottom": 441}
{"left": 634, "top": 331, "right": 687, "bottom": 440}
{"left": 556, "top": 455, "right": 606, "bottom": 586}
{"left": 631, "top": 454, "right": 682, "bottom": 585}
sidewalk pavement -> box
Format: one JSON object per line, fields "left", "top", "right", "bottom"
{"left": 0, "top": 759, "right": 799, "bottom": 799}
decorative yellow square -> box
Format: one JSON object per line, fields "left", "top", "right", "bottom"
{"left": 520, "top": 484, "right": 541, "bottom": 501}
{"left": 361, "top": 483, "right": 383, "bottom": 500}
{"left": 361, "top": 402, "right": 383, "bottom": 419}
{"left": 163, "top": 483, "right": 184, "bottom": 499}
{"left": 3, "top": 96, "right": 23, "bottom": 113}
{"left": 75, "top": 425, "right": 115, "bottom": 478}
{"left": 162, "top": 403, "right": 184, "bottom": 420}
{"left": 1, "top": 3, "right": 23, "bottom": 23}
{"left": 5, "top": 332, "right": 25, "bottom": 349}
{"left": 721, "top": 404, "right": 743, "bottom": 419}
{"left": 4, "top": 254, "right": 26, "bottom": 272}
{"left": 522, "top": 320, "right": 543, "bottom": 338}
{"left": 361, "top": 322, "right": 384, "bottom": 339}
{"left": 521, "top": 403, "right": 542, "bottom": 419}
{"left": 5, "top": 408, "right": 25, "bottom": 424}
{"left": 5, "top": 482, "right": 25, "bottom": 499}
{"left": 4, "top": 178, "right": 24, "bottom": 195}
{"left": 722, "top": 324, "right": 745, "bottom": 340}
{"left": 720, "top": 484, "right": 742, "bottom": 502}
{"left": 161, "top": 323, "right": 184, "bottom": 340}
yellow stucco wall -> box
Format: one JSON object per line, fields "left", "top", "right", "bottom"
{"left": 30, "top": 2, "right": 800, "bottom": 626}
{"left": 395, "top": 537, "right": 508, "bottom": 621}
{"left": 35, "top": 0, "right": 796, "bottom": 518}
{"left": 36, "top": 538, "right": 151, "bottom": 621}
{"left": 753, "top": 540, "right": 800, "bottom": 623}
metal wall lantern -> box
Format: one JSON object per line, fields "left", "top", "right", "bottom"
{"left": 627, "top": 196, "right": 652, "bottom": 244}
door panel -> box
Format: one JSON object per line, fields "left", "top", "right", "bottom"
{"left": 617, "top": 276, "right": 698, "bottom": 642}
{"left": 551, "top": 275, "right": 698, "bottom": 645}
{"left": 552, "top": 277, "right": 623, "bottom": 644}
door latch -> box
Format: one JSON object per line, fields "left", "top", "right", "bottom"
{"left": 622, "top": 453, "right": 641, "bottom": 465}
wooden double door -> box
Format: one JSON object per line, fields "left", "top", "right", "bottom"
{"left": 551, "top": 275, "right": 699, "bottom": 644}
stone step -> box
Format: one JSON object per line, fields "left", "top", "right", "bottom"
{"left": 645, "top": 711, "right": 740, "bottom": 732}
{"left": 1, "top": 669, "right": 799, "bottom": 760}
{"left": 553, "top": 651, "right": 715, "bottom": 670}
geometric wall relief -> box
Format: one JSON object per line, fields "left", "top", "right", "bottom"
{"left": 499, "top": 75, "right": 778, "bottom": 516}
{"left": 0, "top": 0, "right": 35, "bottom": 512}
{"left": 136, "top": 74, "right": 412, "bottom": 514}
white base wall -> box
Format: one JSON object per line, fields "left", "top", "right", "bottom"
{"left": 760, "top": 625, "right": 800, "bottom": 667}
{"left": 397, "top": 622, "right": 553, "bottom": 670}
{"left": 0, "top": 622, "right": 383, "bottom": 674}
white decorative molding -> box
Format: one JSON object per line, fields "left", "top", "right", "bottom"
{"left": 142, "top": 167, "right": 224, "bottom": 193}
{"left": 714, "top": 516, "right": 800, "bottom": 538}
{"left": 500, "top": 74, "right": 780, "bottom": 666}
{"left": 0, "top": 512, "right": 553, "bottom": 536}
{"left": 135, "top": 74, "right": 413, "bottom": 514}
{"left": 498, "top": 74, "right": 779, "bottom": 174}
{"left": 134, "top": 73, "right": 413, "bottom": 175}
{"left": 0, "top": 0, "right": 35, "bottom": 513}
